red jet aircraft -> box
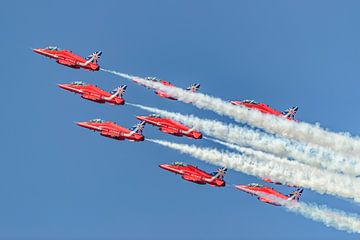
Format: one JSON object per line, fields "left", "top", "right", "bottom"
{"left": 230, "top": 99, "right": 298, "bottom": 120}
{"left": 159, "top": 162, "right": 227, "bottom": 187}
{"left": 58, "top": 81, "right": 127, "bottom": 105}
{"left": 33, "top": 46, "right": 102, "bottom": 71}
{"left": 139, "top": 77, "right": 200, "bottom": 100}
{"left": 235, "top": 183, "right": 304, "bottom": 206}
{"left": 136, "top": 114, "right": 202, "bottom": 139}
{"left": 76, "top": 119, "right": 145, "bottom": 142}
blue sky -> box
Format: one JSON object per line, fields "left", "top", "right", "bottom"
{"left": 1, "top": 0, "right": 360, "bottom": 239}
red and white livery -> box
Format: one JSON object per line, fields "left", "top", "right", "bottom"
{"left": 134, "top": 77, "right": 200, "bottom": 100}
{"left": 136, "top": 114, "right": 202, "bottom": 139}
{"left": 76, "top": 119, "right": 145, "bottom": 142}
{"left": 159, "top": 162, "right": 226, "bottom": 187}
{"left": 230, "top": 99, "right": 298, "bottom": 120}
{"left": 59, "top": 81, "right": 126, "bottom": 105}
{"left": 235, "top": 183, "right": 304, "bottom": 206}
{"left": 33, "top": 46, "right": 102, "bottom": 71}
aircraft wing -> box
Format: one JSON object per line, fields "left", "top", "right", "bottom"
{"left": 100, "top": 130, "right": 122, "bottom": 138}
{"left": 57, "top": 58, "right": 77, "bottom": 67}
{"left": 182, "top": 174, "right": 204, "bottom": 183}
{"left": 82, "top": 93, "right": 102, "bottom": 101}
{"left": 159, "top": 127, "right": 181, "bottom": 135}
{"left": 258, "top": 197, "right": 281, "bottom": 206}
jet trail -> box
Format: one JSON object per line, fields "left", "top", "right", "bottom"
{"left": 146, "top": 139, "right": 360, "bottom": 203}
{"left": 102, "top": 68, "right": 360, "bottom": 159}
{"left": 148, "top": 137, "right": 360, "bottom": 232}
{"left": 128, "top": 103, "right": 360, "bottom": 176}
{"left": 288, "top": 202, "right": 360, "bottom": 234}
{"left": 204, "top": 136, "right": 268, "bottom": 157}
{"left": 253, "top": 191, "right": 360, "bottom": 234}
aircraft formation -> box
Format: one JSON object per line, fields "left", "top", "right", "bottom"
{"left": 33, "top": 46, "right": 304, "bottom": 207}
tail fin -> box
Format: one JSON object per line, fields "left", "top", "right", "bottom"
{"left": 210, "top": 167, "right": 227, "bottom": 181}
{"left": 282, "top": 106, "right": 298, "bottom": 120}
{"left": 287, "top": 188, "right": 304, "bottom": 201}
{"left": 86, "top": 50, "right": 102, "bottom": 64}
{"left": 186, "top": 83, "right": 200, "bottom": 92}
{"left": 111, "top": 85, "right": 127, "bottom": 98}
{"left": 129, "top": 121, "right": 146, "bottom": 134}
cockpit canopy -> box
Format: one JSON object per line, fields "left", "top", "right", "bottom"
{"left": 70, "top": 81, "right": 86, "bottom": 86}
{"left": 248, "top": 183, "right": 264, "bottom": 187}
{"left": 242, "top": 99, "right": 258, "bottom": 104}
{"left": 172, "top": 162, "right": 186, "bottom": 166}
{"left": 45, "top": 46, "right": 60, "bottom": 51}
{"left": 145, "top": 77, "right": 159, "bottom": 82}
{"left": 148, "top": 114, "right": 161, "bottom": 118}
{"left": 89, "top": 119, "right": 104, "bottom": 123}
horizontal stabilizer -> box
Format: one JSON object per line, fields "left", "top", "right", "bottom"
{"left": 282, "top": 106, "right": 298, "bottom": 120}
{"left": 186, "top": 83, "right": 200, "bottom": 92}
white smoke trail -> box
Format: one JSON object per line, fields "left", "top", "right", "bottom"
{"left": 204, "top": 136, "right": 269, "bottom": 157}
{"left": 102, "top": 68, "right": 360, "bottom": 159}
{"left": 146, "top": 138, "right": 360, "bottom": 203}
{"left": 128, "top": 103, "right": 360, "bottom": 176}
{"left": 246, "top": 191, "right": 360, "bottom": 234}
{"left": 288, "top": 202, "right": 360, "bottom": 234}
{"left": 149, "top": 137, "right": 360, "bottom": 232}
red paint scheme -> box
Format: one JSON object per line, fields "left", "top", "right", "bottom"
{"left": 136, "top": 77, "right": 200, "bottom": 100}
{"left": 76, "top": 119, "right": 145, "bottom": 142}
{"left": 33, "top": 46, "right": 101, "bottom": 71}
{"left": 235, "top": 183, "right": 303, "bottom": 206}
{"left": 159, "top": 162, "right": 226, "bottom": 187}
{"left": 136, "top": 115, "right": 202, "bottom": 139}
{"left": 230, "top": 100, "right": 298, "bottom": 121}
{"left": 154, "top": 80, "right": 179, "bottom": 100}
{"left": 58, "top": 81, "right": 126, "bottom": 105}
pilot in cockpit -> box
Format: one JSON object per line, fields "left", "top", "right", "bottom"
{"left": 243, "top": 99, "right": 258, "bottom": 104}
{"left": 45, "top": 46, "right": 60, "bottom": 51}
{"left": 173, "top": 162, "right": 185, "bottom": 166}
{"left": 145, "top": 77, "right": 159, "bottom": 82}
{"left": 89, "top": 119, "right": 104, "bottom": 123}
{"left": 149, "top": 114, "right": 161, "bottom": 118}
{"left": 248, "top": 183, "right": 263, "bottom": 187}
{"left": 70, "top": 81, "right": 86, "bottom": 86}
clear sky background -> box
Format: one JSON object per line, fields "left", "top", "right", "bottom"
{"left": 1, "top": 0, "right": 360, "bottom": 239}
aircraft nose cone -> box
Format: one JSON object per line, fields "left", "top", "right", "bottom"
{"left": 33, "top": 48, "right": 42, "bottom": 54}
{"left": 159, "top": 164, "right": 171, "bottom": 170}
{"left": 234, "top": 185, "right": 247, "bottom": 191}
{"left": 136, "top": 116, "right": 146, "bottom": 121}
{"left": 76, "top": 122, "right": 90, "bottom": 128}
{"left": 58, "top": 83, "right": 70, "bottom": 89}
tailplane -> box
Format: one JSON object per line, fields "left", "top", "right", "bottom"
{"left": 210, "top": 167, "right": 227, "bottom": 181}
{"left": 287, "top": 188, "right": 304, "bottom": 201}
{"left": 129, "top": 121, "right": 146, "bottom": 134}
{"left": 86, "top": 50, "right": 102, "bottom": 64}
{"left": 111, "top": 85, "right": 127, "bottom": 98}
{"left": 186, "top": 83, "right": 200, "bottom": 92}
{"left": 282, "top": 106, "right": 298, "bottom": 120}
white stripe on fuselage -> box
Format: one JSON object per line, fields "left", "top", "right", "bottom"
{"left": 37, "top": 50, "right": 58, "bottom": 58}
